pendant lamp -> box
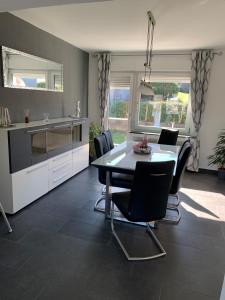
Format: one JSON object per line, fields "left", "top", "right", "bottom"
{"left": 139, "top": 11, "right": 156, "bottom": 96}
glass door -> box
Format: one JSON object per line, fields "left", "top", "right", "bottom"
{"left": 27, "top": 127, "right": 48, "bottom": 164}
{"left": 108, "top": 74, "right": 133, "bottom": 144}
{"left": 47, "top": 123, "right": 72, "bottom": 156}
{"left": 72, "top": 123, "right": 82, "bottom": 147}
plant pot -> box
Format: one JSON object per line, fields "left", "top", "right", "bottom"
{"left": 218, "top": 168, "right": 225, "bottom": 180}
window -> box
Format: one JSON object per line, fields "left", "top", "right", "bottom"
{"left": 107, "top": 73, "right": 191, "bottom": 142}
{"left": 135, "top": 76, "right": 191, "bottom": 134}
{"left": 108, "top": 75, "right": 132, "bottom": 144}
{"left": 12, "top": 72, "right": 46, "bottom": 89}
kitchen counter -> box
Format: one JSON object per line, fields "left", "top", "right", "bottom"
{"left": 0, "top": 117, "right": 87, "bottom": 131}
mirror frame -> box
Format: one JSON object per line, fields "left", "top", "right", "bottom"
{"left": 0, "top": 46, "right": 64, "bottom": 92}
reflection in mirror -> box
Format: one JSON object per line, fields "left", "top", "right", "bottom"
{"left": 1, "top": 46, "right": 63, "bottom": 92}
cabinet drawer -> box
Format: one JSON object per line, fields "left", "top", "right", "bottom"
{"left": 12, "top": 161, "right": 49, "bottom": 213}
{"left": 49, "top": 151, "right": 72, "bottom": 169}
{"left": 49, "top": 161, "right": 72, "bottom": 190}
{"left": 72, "top": 144, "right": 89, "bottom": 175}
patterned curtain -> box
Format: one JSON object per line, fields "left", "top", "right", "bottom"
{"left": 97, "top": 53, "right": 111, "bottom": 130}
{"left": 187, "top": 50, "right": 214, "bottom": 172}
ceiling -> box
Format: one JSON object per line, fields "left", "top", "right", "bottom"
{"left": 0, "top": 0, "right": 111, "bottom": 12}
{"left": 12, "top": 0, "right": 225, "bottom": 52}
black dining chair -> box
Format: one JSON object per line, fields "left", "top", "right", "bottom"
{"left": 0, "top": 201, "right": 12, "bottom": 233}
{"left": 166, "top": 140, "right": 192, "bottom": 224}
{"left": 158, "top": 129, "right": 179, "bottom": 146}
{"left": 94, "top": 134, "right": 133, "bottom": 212}
{"left": 103, "top": 130, "right": 114, "bottom": 150}
{"left": 111, "top": 160, "right": 175, "bottom": 261}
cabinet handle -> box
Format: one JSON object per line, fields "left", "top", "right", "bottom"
{"left": 52, "top": 162, "right": 69, "bottom": 172}
{"left": 53, "top": 124, "right": 71, "bottom": 129}
{"left": 52, "top": 153, "right": 69, "bottom": 162}
{"left": 26, "top": 163, "right": 48, "bottom": 174}
{"left": 27, "top": 128, "right": 47, "bottom": 134}
{"left": 53, "top": 172, "right": 69, "bottom": 183}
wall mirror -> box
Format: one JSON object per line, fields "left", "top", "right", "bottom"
{"left": 1, "top": 46, "right": 63, "bottom": 92}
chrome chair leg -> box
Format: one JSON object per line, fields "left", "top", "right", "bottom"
{"left": 162, "top": 194, "right": 181, "bottom": 224}
{"left": 162, "top": 206, "right": 181, "bottom": 224}
{"left": 102, "top": 186, "right": 106, "bottom": 195}
{"left": 110, "top": 202, "right": 166, "bottom": 261}
{"left": 0, "top": 202, "right": 12, "bottom": 233}
{"left": 94, "top": 196, "right": 106, "bottom": 213}
{"left": 167, "top": 194, "right": 180, "bottom": 207}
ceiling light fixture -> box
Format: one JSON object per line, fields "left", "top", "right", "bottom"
{"left": 139, "top": 10, "right": 156, "bottom": 96}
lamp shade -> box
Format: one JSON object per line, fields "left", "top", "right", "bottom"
{"left": 139, "top": 80, "right": 155, "bottom": 96}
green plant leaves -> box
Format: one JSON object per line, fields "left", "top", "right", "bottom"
{"left": 208, "top": 129, "right": 225, "bottom": 168}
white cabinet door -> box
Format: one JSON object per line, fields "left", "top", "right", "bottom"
{"left": 48, "top": 151, "right": 72, "bottom": 169}
{"left": 12, "top": 161, "right": 49, "bottom": 213}
{"left": 48, "top": 150, "right": 72, "bottom": 190}
{"left": 49, "top": 160, "right": 72, "bottom": 190}
{"left": 72, "top": 144, "right": 89, "bottom": 175}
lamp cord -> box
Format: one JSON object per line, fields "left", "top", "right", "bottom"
{"left": 144, "top": 13, "right": 155, "bottom": 83}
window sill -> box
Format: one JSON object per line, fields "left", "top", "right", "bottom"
{"left": 130, "top": 130, "right": 194, "bottom": 139}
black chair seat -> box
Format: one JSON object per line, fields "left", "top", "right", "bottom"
{"left": 112, "top": 191, "right": 130, "bottom": 219}
{"left": 112, "top": 173, "right": 133, "bottom": 189}
{"left": 98, "top": 170, "right": 133, "bottom": 188}
{"left": 113, "top": 190, "right": 167, "bottom": 223}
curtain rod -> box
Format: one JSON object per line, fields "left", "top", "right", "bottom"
{"left": 111, "top": 51, "right": 223, "bottom": 57}
{"left": 92, "top": 51, "right": 223, "bottom": 57}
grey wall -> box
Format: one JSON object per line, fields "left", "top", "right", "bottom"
{"left": 0, "top": 12, "right": 89, "bottom": 123}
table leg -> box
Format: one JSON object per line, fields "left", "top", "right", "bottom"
{"left": 105, "top": 171, "right": 112, "bottom": 218}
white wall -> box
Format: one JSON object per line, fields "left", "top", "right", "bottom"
{"left": 199, "top": 52, "right": 225, "bottom": 170}
{"left": 88, "top": 51, "right": 225, "bottom": 170}
{"left": 88, "top": 51, "right": 191, "bottom": 124}
{"left": 111, "top": 52, "right": 191, "bottom": 73}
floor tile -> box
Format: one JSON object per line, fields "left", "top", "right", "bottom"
{"left": 0, "top": 167, "right": 225, "bottom": 300}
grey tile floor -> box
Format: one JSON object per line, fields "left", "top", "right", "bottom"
{"left": 0, "top": 167, "right": 225, "bottom": 300}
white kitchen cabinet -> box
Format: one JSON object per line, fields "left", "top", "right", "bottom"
{"left": 11, "top": 161, "right": 49, "bottom": 213}
{"left": 48, "top": 152, "right": 72, "bottom": 190}
{"left": 72, "top": 144, "right": 89, "bottom": 175}
{"left": 48, "top": 151, "right": 72, "bottom": 169}
{"left": 0, "top": 117, "right": 89, "bottom": 214}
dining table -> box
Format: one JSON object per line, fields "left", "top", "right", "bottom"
{"left": 92, "top": 140, "right": 180, "bottom": 218}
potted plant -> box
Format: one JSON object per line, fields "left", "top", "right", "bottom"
{"left": 89, "top": 122, "right": 102, "bottom": 163}
{"left": 208, "top": 129, "right": 225, "bottom": 179}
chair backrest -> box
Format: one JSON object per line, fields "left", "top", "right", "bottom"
{"left": 94, "top": 134, "right": 110, "bottom": 185}
{"left": 158, "top": 129, "right": 179, "bottom": 146}
{"left": 129, "top": 161, "right": 175, "bottom": 222}
{"left": 103, "top": 130, "right": 114, "bottom": 150}
{"left": 178, "top": 138, "right": 190, "bottom": 154}
{"left": 94, "top": 134, "right": 109, "bottom": 158}
{"left": 170, "top": 141, "right": 192, "bottom": 194}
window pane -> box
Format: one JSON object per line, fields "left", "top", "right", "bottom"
{"left": 138, "top": 81, "right": 190, "bottom": 130}
{"left": 54, "top": 74, "right": 62, "bottom": 91}
{"left": 13, "top": 73, "right": 46, "bottom": 89}
{"left": 108, "top": 87, "right": 130, "bottom": 144}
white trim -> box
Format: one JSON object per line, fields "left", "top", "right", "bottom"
{"left": 108, "top": 72, "right": 134, "bottom": 133}
{"left": 133, "top": 73, "right": 192, "bottom": 135}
